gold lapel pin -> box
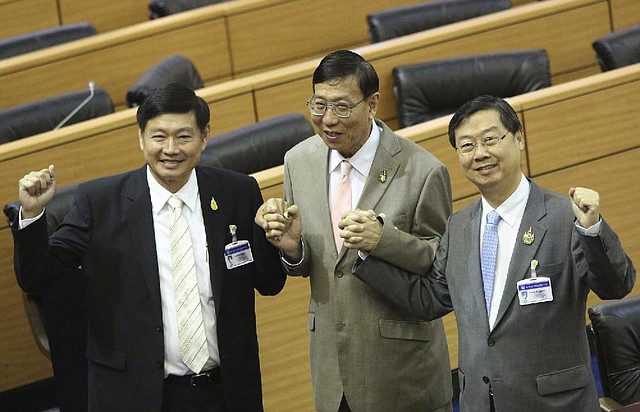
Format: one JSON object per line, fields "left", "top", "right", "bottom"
{"left": 522, "top": 227, "right": 534, "bottom": 245}
{"left": 210, "top": 197, "right": 218, "bottom": 211}
{"left": 379, "top": 169, "right": 387, "bottom": 183}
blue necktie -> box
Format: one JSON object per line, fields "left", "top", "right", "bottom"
{"left": 481, "top": 210, "right": 501, "bottom": 315}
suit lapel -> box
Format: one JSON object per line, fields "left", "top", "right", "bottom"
{"left": 356, "top": 122, "right": 401, "bottom": 212}
{"left": 196, "top": 168, "right": 227, "bottom": 315}
{"left": 493, "top": 183, "right": 547, "bottom": 329}
{"left": 125, "top": 168, "right": 161, "bottom": 307}
{"left": 467, "top": 202, "right": 492, "bottom": 328}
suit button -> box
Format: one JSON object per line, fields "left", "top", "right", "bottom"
{"left": 488, "top": 338, "right": 495, "bottom": 346}
{"left": 156, "top": 324, "right": 162, "bottom": 333}
{"left": 155, "top": 361, "right": 163, "bottom": 369}
{"left": 336, "top": 271, "right": 343, "bottom": 278}
{"left": 483, "top": 376, "right": 490, "bottom": 384}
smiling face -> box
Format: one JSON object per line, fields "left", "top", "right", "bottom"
{"left": 310, "top": 75, "right": 379, "bottom": 158}
{"left": 454, "top": 109, "right": 524, "bottom": 206}
{"left": 139, "top": 112, "right": 209, "bottom": 193}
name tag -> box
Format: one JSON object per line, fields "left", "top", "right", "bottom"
{"left": 224, "top": 240, "right": 254, "bottom": 269}
{"left": 517, "top": 277, "right": 553, "bottom": 305}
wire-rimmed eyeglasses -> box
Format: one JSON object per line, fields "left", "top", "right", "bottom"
{"left": 307, "top": 97, "right": 366, "bottom": 118}
{"left": 455, "top": 133, "right": 509, "bottom": 156}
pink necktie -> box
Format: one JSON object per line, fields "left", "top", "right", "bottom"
{"left": 331, "top": 161, "right": 352, "bottom": 251}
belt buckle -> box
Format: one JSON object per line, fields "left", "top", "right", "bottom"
{"left": 189, "top": 370, "right": 212, "bottom": 387}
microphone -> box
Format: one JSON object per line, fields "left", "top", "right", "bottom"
{"left": 54, "top": 81, "right": 96, "bottom": 130}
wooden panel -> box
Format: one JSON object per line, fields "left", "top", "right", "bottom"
{"left": 227, "top": 0, "right": 426, "bottom": 74}
{"left": 524, "top": 77, "right": 640, "bottom": 176}
{"left": 256, "top": 276, "right": 313, "bottom": 411}
{"left": 0, "top": 228, "right": 53, "bottom": 390}
{"left": 610, "top": 0, "right": 640, "bottom": 31}
{"left": 58, "top": 0, "right": 149, "bottom": 32}
{"left": 0, "top": 0, "right": 59, "bottom": 39}
{"left": 0, "top": 19, "right": 230, "bottom": 110}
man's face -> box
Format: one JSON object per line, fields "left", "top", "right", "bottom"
{"left": 310, "top": 75, "right": 379, "bottom": 158}
{"left": 139, "top": 112, "right": 209, "bottom": 193}
{"left": 454, "top": 109, "right": 524, "bottom": 197}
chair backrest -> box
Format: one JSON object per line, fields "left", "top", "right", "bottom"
{"left": 148, "top": 0, "right": 227, "bottom": 19}
{"left": 126, "top": 55, "right": 204, "bottom": 107}
{"left": 588, "top": 296, "right": 640, "bottom": 406}
{"left": 0, "top": 86, "right": 114, "bottom": 144}
{"left": 592, "top": 24, "right": 640, "bottom": 71}
{"left": 0, "top": 22, "right": 97, "bottom": 60}
{"left": 199, "top": 113, "right": 315, "bottom": 174}
{"left": 3, "top": 183, "right": 88, "bottom": 411}
{"left": 367, "top": 0, "right": 511, "bottom": 43}
{"left": 392, "top": 48, "right": 551, "bottom": 128}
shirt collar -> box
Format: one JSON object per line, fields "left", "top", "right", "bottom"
{"left": 147, "top": 166, "right": 199, "bottom": 215}
{"left": 481, "top": 174, "right": 530, "bottom": 228}
{"left": 328, "top": 119, "right": 381, "bottom": 176}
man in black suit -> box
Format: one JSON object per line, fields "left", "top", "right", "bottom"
{"left": 12, "top": 83, "right": 286, "bottom": 412}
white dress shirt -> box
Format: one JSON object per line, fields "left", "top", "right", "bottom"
{"left": 147, "top": 167, "right": 220, "bottom": 376}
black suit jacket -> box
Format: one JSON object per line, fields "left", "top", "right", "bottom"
{"left": 12, "top": 166, "right": 286, "bottom": 411}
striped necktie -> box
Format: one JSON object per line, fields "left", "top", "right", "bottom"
{"left": 481, "top": 210, "right": 501, "bottom": 316}
{"left": 168, "top": 195, "right": 209, "bottom": 373}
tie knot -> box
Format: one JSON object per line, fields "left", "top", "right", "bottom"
{"left": 486, "top": 210, "right": 501, "bottom": 225}
{"left": 168, "top": 195, "right": 184, "bottom": 211}
{"left": 340, "top": 161, "right": 352, "bottom": 177}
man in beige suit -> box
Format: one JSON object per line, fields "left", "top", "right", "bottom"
{"left": 255, "top": 50, "right": 453, "bottom": 411}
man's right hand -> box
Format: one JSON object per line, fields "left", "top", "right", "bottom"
{"left": 18, "top": 165, "right": 56, "bottom": 219}
{"left": 255, "top": 198, "right": 302, "bottom": 261}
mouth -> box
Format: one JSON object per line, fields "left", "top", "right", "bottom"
{"left": 324, "top": 130, "right": 342, "bottom": 140}
{"left": 160, "top": 159, "right": 183, "bottom": 168}
{"left": 474, "top": 164, "right": 496, "bottom": 174}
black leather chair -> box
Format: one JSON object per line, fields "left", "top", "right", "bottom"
{"left": 592, "top": 24, "right": 640, "bottom": 72}
{"left": 126, "top": 55, "right": 203, "bottom": 107}
{"left": 367, "top": 0, "right": 511, "bottom": 43}
{"left": 4, "top": 184, "right": 88, "bottom": 412}
{"left": 589, "top": 296, "right": 640, "bottom": 410}
{"left": 392, "top": 48, "right": 551, "bottom": 128}
{"left": 0, "top": 85, "right": 114, "bottom": 144}
{"left": 200, "top": 113, "right": 315, "bottom": 174}
{"left": 148, "top": 0, "right": 227, "bottom": 19}
{"left": 0, "top": 22, "right": 97, "bottom": 60}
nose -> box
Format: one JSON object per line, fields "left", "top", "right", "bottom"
{"left": 473, "top": 142, "right": 491, "bottom": 159}
{"left": 322, "top": 108, "right": 340, "bottom": 126}
{"left": 163, "top": 136, "right": 180, "bottom": 154}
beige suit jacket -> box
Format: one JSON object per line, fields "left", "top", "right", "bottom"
{"left": 283, "top": 120, "right": 453, "bottom": 411}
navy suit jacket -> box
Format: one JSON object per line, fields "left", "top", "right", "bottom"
{"left": 13, "top": 166, "right": 286, "bottom": 411}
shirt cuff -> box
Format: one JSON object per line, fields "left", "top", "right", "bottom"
{"left": 18, "top": 206, "right": 45, "bottom": 230}
{"left": 280, "top": 238, "right": 305, "bottom": 267}
{"left": 574, "top": 218, "right": 601, "bottom": 237}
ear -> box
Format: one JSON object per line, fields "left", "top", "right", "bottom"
{"left": 201, "top": 124, "right": 210, "bottom": 149}
{"left": 515, "top": 129, "right": 525, "bottom": 150}
{"left": 138, "top": 128, "right": 145, "bottom": 151}
{"left": 368, "top": 92, "right": 380, "bottom": 120}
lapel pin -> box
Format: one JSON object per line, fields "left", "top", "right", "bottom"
{"left": 522, "top": 227, "right": 534, "bottom": 245}
{"left": 210, "top": 197, "right": 218, "bottom": 211}
{"left": 379, "top": 169, "right": 387, "bottom": 183}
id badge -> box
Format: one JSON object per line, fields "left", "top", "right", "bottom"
{"left": 517, "top": 277, "right": 553, "bottom": 305}
{"left": 224, "top": 240, "right": 254, "bottom": 269}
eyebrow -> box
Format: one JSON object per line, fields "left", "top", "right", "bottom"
{"left": 457, "top": 126, "right": 501, "bottom": 140}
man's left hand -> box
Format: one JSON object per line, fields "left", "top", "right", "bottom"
{"left": 339, "top": 209, "right": 383, "bottom": 252}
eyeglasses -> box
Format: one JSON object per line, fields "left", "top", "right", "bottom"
{"left": 307, "top": 97, "right": 366, "bottom": 118}
{"left": 455, "top": 133, "right": 509, "bottom": 156}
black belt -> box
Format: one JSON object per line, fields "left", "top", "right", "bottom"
{"left": 165, "top": 367, "right": 221, "bottom": 388}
